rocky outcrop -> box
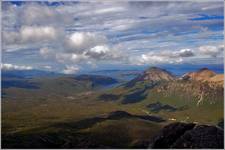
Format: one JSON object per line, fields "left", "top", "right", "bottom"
{"left": 149, "top": 122, "right": 224, "bottom": 149}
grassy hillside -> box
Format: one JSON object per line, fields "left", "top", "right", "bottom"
{"left": 2, "top": 68, "right": 224, "bottom": 148}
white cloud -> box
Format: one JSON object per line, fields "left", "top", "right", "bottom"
{"left": 3, "top": 26, "right": 60, "bottom": 45}
{"left": 175, "top": 49, "right": 194, "bottom": 57}
{"left": 135, "top": 53, "right": 182, "bottom": 65}
{"left": 94, "top": 6, "right": 126, "bottom": 14}
{"left": 54, "top": 44, "right": 123, "bottom": 64}
{"left": 86, "top": 45, "right": 122, "bottom": 60}
{"left": 2, "top": 1, "right": 223, "bottom": 70}
{"left": 64, "top": 32, "right": 107, "bottom": 53}
{"left": 20, "top": 3, "right": 72, "bottom": 26}
{"left": 40, "top": 47, "right": 55, "bottom": 58}
{"left": 43, "top": 65, "right": 52, "bottom": 70}
{"left": 199, "top": 45, "right": 223, "bottom": 57}
{"left": 218, "top": 44, "right": 224, "bottom": 52}
{"left": 20, "top": 26, "right": 58, "bottom": 42}
{"left": 2, "top": 31, "right": 20, "bottom": 45}
{"left": 133, "top": 49, "right": 194, "bottom": 65}
{"left": 63, "top": 65, "right": 79, "bottom": 74}
{"left": 89, "top": 45, "right": 110, "bottom": 53}
{"left": 55, "top": 53, "right": 88, "bottom": 63}
{"left": 1, "top": 63, "right": 33, "bottom": 70}
{"left": 39, "top": 32, "right": 124, "bottom": 65}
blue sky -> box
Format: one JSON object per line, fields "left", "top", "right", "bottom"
{"left": 2, "top": 1, "right": 224, "bottom": 74}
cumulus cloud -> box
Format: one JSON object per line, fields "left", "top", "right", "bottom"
{"left": 20, "top": 26, "right": 58, "bottom": 42}
{"left": 54, "top": 45, "right": 122, "bottom": 64}
{"left": 175, "top": 49, "right": 194, "bottom": 57}
{"left": 199, "top": 45, "right": 224, "bottom": 57}
{"left": 64, "top": 32, "right": 107, "bottom": 53}
{"left": 39, "top": 32, "right": 124, "bottom": 65}
{"left": 2, "top": 1, "right": 223, "bottom": 71}
{"left": 86, "top": 45, "right": 110, "bottom": 58}
{"left": 3, "top": 26, "right": 61, "bottom": 45}
{"left": 86, "top": 45, "right": 122, "bottom": 60}
{"left": 63, "top": 65, "right": 79, "bottom": 74}
{"left": 1, "top": 63, "right": 33, "bottom": 70}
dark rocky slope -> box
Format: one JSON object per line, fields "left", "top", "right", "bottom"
{"left": 149, "top": 122, "right": 224, "bottom": 149}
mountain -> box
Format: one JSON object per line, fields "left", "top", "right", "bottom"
{"left": 2, "top": 69, "right": 62, "bottom": 79}
{"left": 181, "top": 68, "right": 224, "bottom": 87}
{"left": 2, "top": 74, "right": 119, "bottom": 98}
{"left": 182, "top": 68, "right": 217, "bottom": 81}
{"left": 98, "top": 66, "right": 223, "bottom": 124}
{"left": 141, "top": 67, "right": 175, "bottom": 82}
{"left": 2, "top": 66, "right": 224, "bottom": 149}
{"left": 125, "top": 67, "right": 175, "bottom": 87}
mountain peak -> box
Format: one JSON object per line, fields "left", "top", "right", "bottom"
{"left": 197, "top": 68, "right": 215, "bottom": 74}
{"left": 146, "top": 67, "right": 166, "bottom": 72}
{"left": 125, "top": 67, "right": 175, "bottom": 87}
{"left": 182, "top": 68, "right": 217, "bottom": 81}
{"left": 143, "top": 67, "right": 175, "bottom": 81}
{"left": 198, "top": 68, "right": 210, "bottom": 72}
{"left": 147, "top": 66, "right": 162, "bottom": 70}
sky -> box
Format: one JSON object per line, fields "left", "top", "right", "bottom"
{"left": 1, "top": 1, "right": 224, "bottom": 74}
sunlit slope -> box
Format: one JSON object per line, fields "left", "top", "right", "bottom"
{"left": 98, "top": 67, "right": 224, "bottom": 124}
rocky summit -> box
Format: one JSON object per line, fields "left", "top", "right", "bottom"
{"left": 125, "top": 67, "right": 175, "bottom": 87}
{"left": 141, "top": 67, "right": 175, "bottom": 82}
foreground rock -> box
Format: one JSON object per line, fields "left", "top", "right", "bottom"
{"left": 149, "top": 122, "right": 224, "bottom": 149}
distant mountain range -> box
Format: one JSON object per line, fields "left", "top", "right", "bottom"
{"left": 2, "top": 72, "right": 119, "bottom": 94}
{"left": 1, "top": 69, "right": 63, "bottom": 79}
